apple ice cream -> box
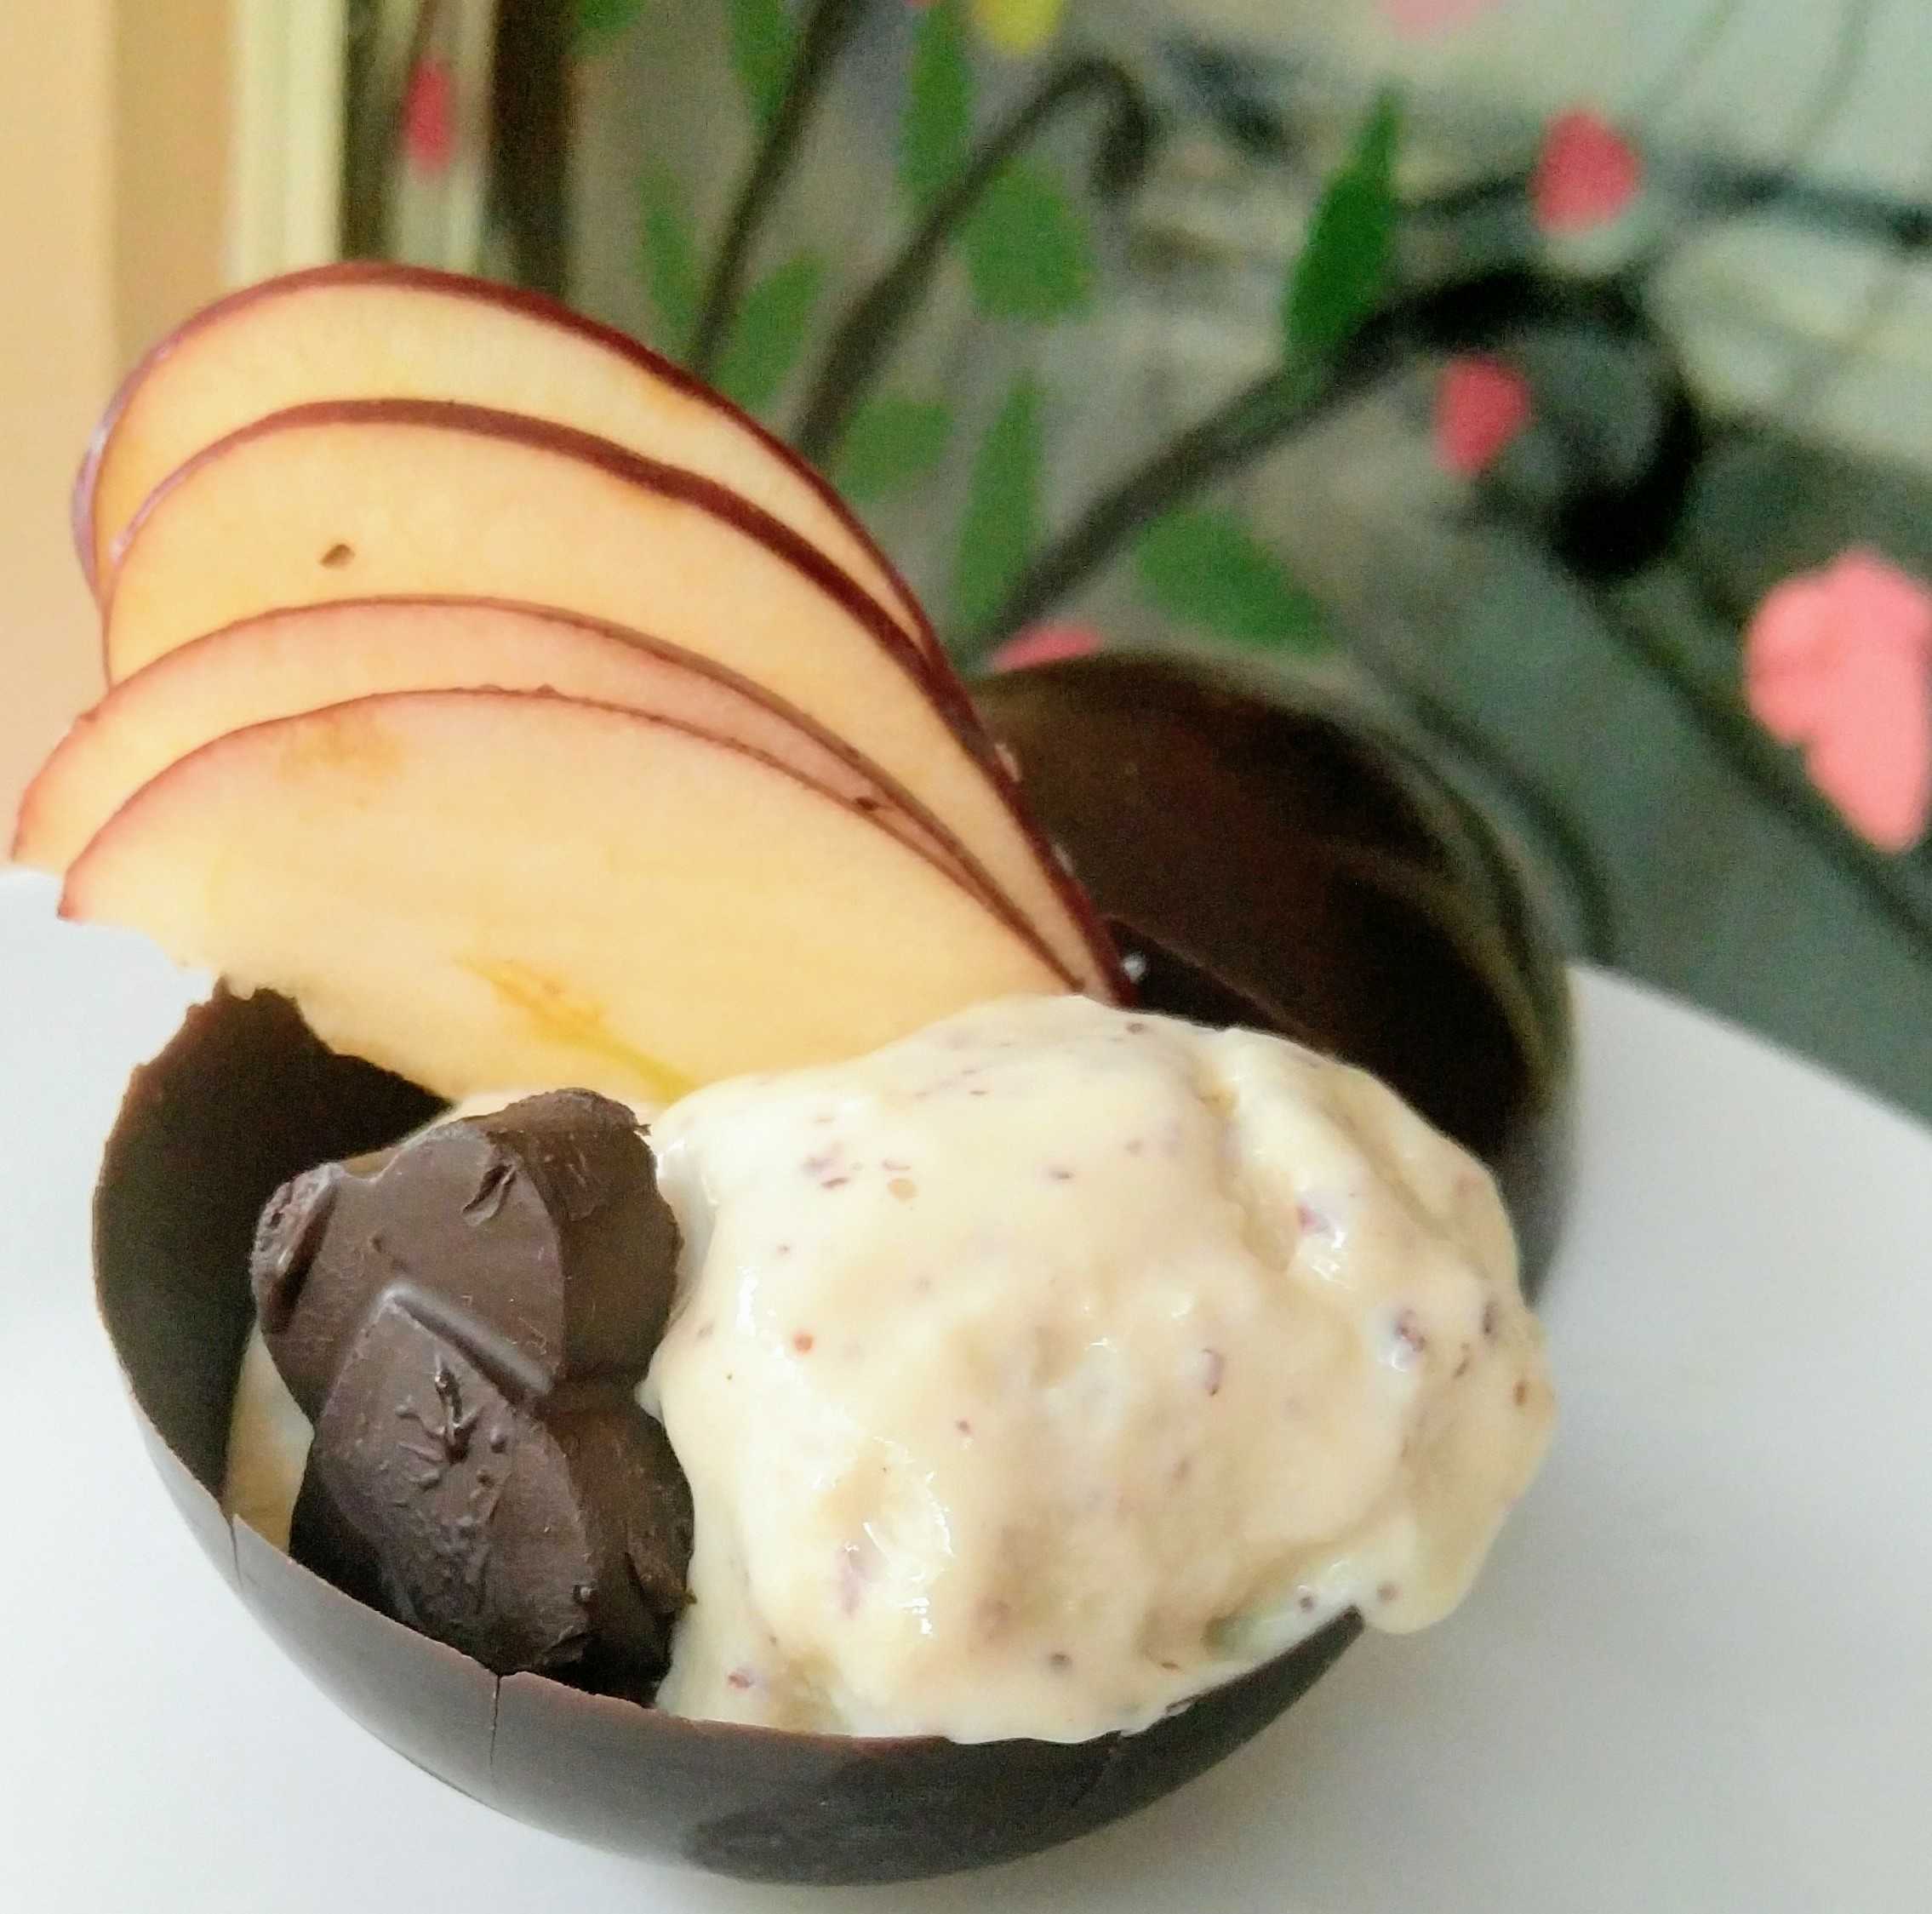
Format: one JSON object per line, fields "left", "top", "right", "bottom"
{"left": 643, "top": 993, "right": 1552, "bottom": 1745}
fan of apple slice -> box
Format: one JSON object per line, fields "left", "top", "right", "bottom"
{"left": 30, "top": 267, "right": 1136, "bottom": 1099}
{"left": 61, "top": 690, "right": 1071, "bottom": 1104}
{"left": 75, "top": 261, "right": 927, "bottom": 650}
{"left": 100, "top": 398, "right": 1119, "bottom": 997}
{"left": 12, "top": 597, "right": 1057, "bottom": 972}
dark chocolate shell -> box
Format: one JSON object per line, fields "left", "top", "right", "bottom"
{"left": 93, "top": 655, "right": 1571, "bottom": 1883}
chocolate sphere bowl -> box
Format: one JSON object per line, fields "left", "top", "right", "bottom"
{"left": 93, "top": 654, "right": 1573, "bottom": 1885}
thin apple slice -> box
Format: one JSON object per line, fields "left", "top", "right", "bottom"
{"left": 102, "top": 400, "right": 1123, "bottom": 998}
{"left": 76, "top": 261, "right": 927, "bottom": 648}
{"left": 62, "top": 689, "right": 1068, "bottom": 1104}
{"left": 12, "top": 597, "right": 1061, "bottom": 973}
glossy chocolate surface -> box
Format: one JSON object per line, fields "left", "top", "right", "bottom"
{"left": 253, "top": 1092, "right": 691, "bottom": 1697}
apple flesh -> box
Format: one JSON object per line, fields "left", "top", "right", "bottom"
{"left": 101, "top": 400, "right": 1120, "bottom": 997}
{"left": 76, "top": 262, "right": 926, "bottom": 648}
{"left": 62, "top": 688, "right": 1069, "bottom": 1104}
{"left": 13, "top": 597, "right": 1058, "bottom": 972}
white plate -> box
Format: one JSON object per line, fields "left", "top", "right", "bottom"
{"left": 3, "top": 867, "right": 1927, "bottom": 1912}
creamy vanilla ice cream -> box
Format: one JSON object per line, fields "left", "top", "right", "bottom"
{"left": 643, "top": 994, "right": 1552, "bottom": 1745}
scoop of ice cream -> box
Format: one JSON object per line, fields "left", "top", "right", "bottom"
{"left": 643, "top": 995, "right": 1552, "bottom": 1744}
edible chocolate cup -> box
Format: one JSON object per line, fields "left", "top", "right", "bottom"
{"left": 93, "top": 657, "right": 1572, "bottom": 1884}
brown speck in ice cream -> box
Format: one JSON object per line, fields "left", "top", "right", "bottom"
{"left": 1296, "top": 1591, "right": 1318, "bottom": 1614}
{"left": 319, "top": 542, "right": 354, "bottom": 568}
{"left": 1377, "top": 1582, "right": 1400, "bottom": 1606}
{"left": 1125, "top": 1137, "right": 1145, "bottom": 1156}
{"left": 792, "top": 1332, "right": 815, "bottom": 1355}
{"left": 955, "top": 1418, "right": 974, "bottom": 1437}
{"left": 1046, "top": 1164, "right": 1075, "bottom": 1183}
{"left": 695, "top": 1320, "right": 715, "bottom": 1342}
{"left": 888, "top": 1176, "right": 917, "bottom": 1201}
{"left": 1482, "top": 1297, "right": 1500, "bottom": 1340}
{"left": 1514, "top": 1378, "right": 1530, "bottom": 1407}
{"left": 1390, "top": 1311, "right": 1427, "bottom": 1368}
{"left": 1047, "top": 1651, "right": 1072, "bottom": 1673}
{"left": 726, "top": 1667, "right": 756, "bottom": 1691}
{"left": 1201, "top": 1349, "right": 1226, "bottom": 1397}
{"left": 1125, "top": 1020, "right": 1148, "bottom": 1034}
{"left": 1296, "top": 1202, "right": 1334, "bottom": 1238}
{"left": 1454, "top": 1346, "right": 1472, "bottom": 1379}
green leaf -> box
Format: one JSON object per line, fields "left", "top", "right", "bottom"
{"left": 962, "top": 162, "right": 1096, "bottom": 323}
{"left": 728, "top": 0, "right": 797, "bottom": 131}
{"left": 955, "top": 375, "right": 1045, "bottom": 631}
{"left": 1284, "top": 89, "right": 1403, "bottom": 359}
{"left": 576, "top": 0, "right": 644, "bottom": 49}
{"left": 832, "top": 396, "right": 955, "bottom": 504}
{"left": 1132, "top": 507, "right": 1331, "bottom": 653}
{"left": 637, "top": 163, "right": 701, "bottom": 358}
{"left": 712, "top": 251, "right": 826, "bottom": 415}
{"left": 901, "top": 0, "right": 973, "bottom": 211}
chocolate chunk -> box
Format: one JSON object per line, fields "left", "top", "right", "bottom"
{"left": 250, "top": 1090, "right": 692, "bottom": 1700}
{"left": 249, "top": 1088, "right": 680, "bottom": 1420}
{"left": 292, "top": 1294, "right": 691, "bottom": 1694}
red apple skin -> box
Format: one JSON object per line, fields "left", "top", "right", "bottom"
{"left": 100, "top": 398, "right": 1128, "bottom": 1002}
{"left": 72, "top": 260, "right": 930, "bottom": 651}
{"left": 11, "top": 595, "right": 1069, "bottom": 980}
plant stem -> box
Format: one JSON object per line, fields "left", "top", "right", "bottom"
{"left": 793, "top": 54, "right": 1153, "bottom": 464}
{"left": 963, "top": 334, "right": 1416, "bottom": 654}
{"left": 1587, "top": 580, "right": 1932, "bottom": 956}
{"left": 963, "top": 270, "right": 1651, "bottom": 656}
{"left": 689, "top": 0, "right": 870, "bottom": 380}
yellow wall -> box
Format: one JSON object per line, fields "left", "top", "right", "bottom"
{"left": 116, "top": 0, "right": 231, "bottom": 363}
{"left": 0, "top": 0, "right": 229, "bottom": 826}
{"left": 0, "top": 1, "right": 117, "bottom": 825}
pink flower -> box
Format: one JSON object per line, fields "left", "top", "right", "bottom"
{"left": 1533, "top": 111, "right": 1642, "bottom": 234}
{"left": 403, "top": 60, "right": 455, "bottom": 174}
{"left": 1380, "top": 0, "right": 1502, "bottom": 34}
{"left": 987, "top": 622, "right": 1103, "bottom": 671}
{"left": 1745, "top": 550, "right": 1932, "bottom": 852}
{"left": 1434, "top": 356, "right": 1533, "bottom": 477}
